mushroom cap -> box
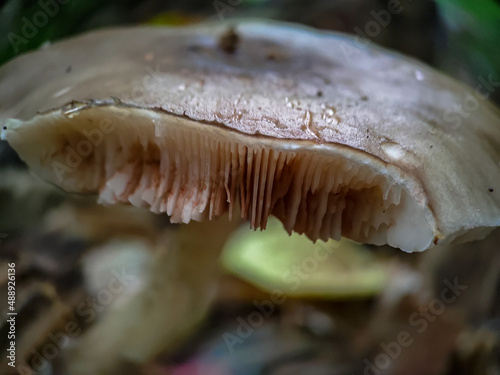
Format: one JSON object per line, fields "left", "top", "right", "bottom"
{"left": 1, "top": 21, "right": 500, "bottom": 252}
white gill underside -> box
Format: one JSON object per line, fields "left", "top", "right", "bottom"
{"left": 8, "top": 107, "right": 433, "bottom": 251}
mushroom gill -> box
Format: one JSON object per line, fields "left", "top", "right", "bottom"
{"left": 3, "top": 104, "right": 432, "bottom": 252}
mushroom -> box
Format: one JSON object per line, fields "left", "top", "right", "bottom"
{"left": 2, "top": 21, "right": 500, "bottom": 253}
{"left": 2, "top": 19, "right": 500, "bottom": 374}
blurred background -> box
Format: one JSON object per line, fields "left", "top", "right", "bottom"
{"left": 1, "top": 1, "right": 500, "bottom": 374}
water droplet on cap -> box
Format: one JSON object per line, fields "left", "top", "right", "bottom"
{"left": 382, "top": 142, "right": 406, "bottom": 160}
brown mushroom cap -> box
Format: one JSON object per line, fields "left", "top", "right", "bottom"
{"left": 2, "top": 21, "right": 500, "bottom": 252}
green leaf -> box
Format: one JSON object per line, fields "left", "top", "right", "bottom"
{"left": 222, "top": 218, "right": 389, "bottom": 300}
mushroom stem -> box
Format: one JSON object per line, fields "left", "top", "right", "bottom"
{"left": 122, "top": 214, "right": 243, "bottom": 360}
{"left": 65, "top": 214, "right": 241, "bottom": 375}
